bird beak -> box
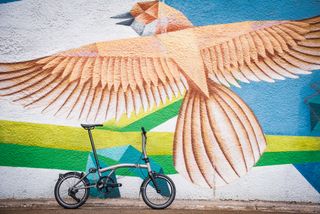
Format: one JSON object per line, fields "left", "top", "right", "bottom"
{"left": 111, "top": 12, "right": 134, "bottom": 26}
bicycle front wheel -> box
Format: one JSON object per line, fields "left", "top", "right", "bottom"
{"left": 141, "top": 174, "right": 176, "bottom": 209}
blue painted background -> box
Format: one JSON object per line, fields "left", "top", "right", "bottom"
{"left": 167, "top": 0, "right": 320, "bottom": 136}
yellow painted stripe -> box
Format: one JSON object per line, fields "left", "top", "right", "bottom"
{"left": 1, "top": 120, "right": 319, "bottom": 156}
{"left": 265, "top": 135, "right": 320, "bottom": 152}
{"left": 0, "top": 120, "right": 173, "bottom": 155}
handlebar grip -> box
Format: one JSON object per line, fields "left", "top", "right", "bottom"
{"left": 141, "top": 127, "right": 146, "bottom": 134}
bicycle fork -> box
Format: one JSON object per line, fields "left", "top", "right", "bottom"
{"left": 141, "top": 157, "right": 161, "bottom": 194}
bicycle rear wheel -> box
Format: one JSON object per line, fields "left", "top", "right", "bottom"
{"left": 141, "top": 174, "right": 176, "bottom": 209}
{"left": 54, "top": 172, "right": 90, "bottom": 209}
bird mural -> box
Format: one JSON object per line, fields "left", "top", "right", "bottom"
{"left": 0, "top": 0, "right": 319, "bottom": 188}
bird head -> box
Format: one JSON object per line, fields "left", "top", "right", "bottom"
{"left": 111, "top": 0, "right": 193, "bottom": 36}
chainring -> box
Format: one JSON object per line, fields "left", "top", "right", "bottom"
{"left": 96, "top": 176, "right": 115, "bottom": 194}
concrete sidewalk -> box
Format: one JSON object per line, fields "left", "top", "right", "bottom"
{"left": 0, "top": 198, "right": 319, "bottom": 213}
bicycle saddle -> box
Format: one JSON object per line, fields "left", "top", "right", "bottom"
{"left": 81, "top": 124, "right": 103, "bottom": 129}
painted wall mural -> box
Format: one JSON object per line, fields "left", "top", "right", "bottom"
{"left": 0, "top": 0, "right": 319, "bottom": 201}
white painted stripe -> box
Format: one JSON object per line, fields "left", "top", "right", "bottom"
{"left": 0, "top": 166, "right": 212, "bottom": 200}
{"left": 0, "top": 166, "right": 69, "bottom": 199}
{"left": 1, "top": 165, "right": 319, "bottom": 202}
{"left": 150, "top": 116, "right": 177, "bottom": 132}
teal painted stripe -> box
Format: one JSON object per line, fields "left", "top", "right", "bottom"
{"left": 119, "top": 99, "right": 182, "bottom": 132}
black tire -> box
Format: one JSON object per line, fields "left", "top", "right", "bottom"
{"left": 141, "top": 174, "right": 176, "bottom": 209}
{"left": 54, "top": 172, "right": 90, "bottom": 209}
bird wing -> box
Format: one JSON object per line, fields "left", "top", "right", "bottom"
{"left": 197, "top": 16, "right": 320, "bottom": 87}
{"left": 0, "top": 36, "right": 188, "bottom": 122}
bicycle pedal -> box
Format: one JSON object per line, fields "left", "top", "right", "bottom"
{"left": 108, "top": 183, "right": 122, "bottom": 188}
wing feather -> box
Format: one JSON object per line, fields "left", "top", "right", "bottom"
{"left": 256, "top": 30, "right": 274, "bottom": 55}
{"left": 125, "top": 88, "right": 133, "bottom": 117}
{"left": 250, "top": 31, "right": 267, "bottom": 58}
{"left": 116, "top": 87, "right": 126, "bottom": 120}
{"left": 265, "top": 27, "right": 289, "bottom": 51}
{"left": 70, "top": 57, "right": 86, "bottom": 82}
{"left": 202, "top": 48, "right": 219, "bottom": 83}
{"left": 306, "top": 31, "right": 320, "bottom": 39}
{"left": 120, "top": 57, "right": 129, "bottom": 91}
{"left": 0, "top": 65, "right": 41, "bottom": 83}
{"left": 113, "top": 57, "right": 121, "bottom": 91}
{"left": 139, "top": 57, "right": 151, "bottom": 86}
{"left": 79, "top": 57, "right": 94, "bottom": 86}
{"left": 133, "top": 57, "right": 143, "bottom": 89}
{"left": 100, "top": 57, "right": 109, "bottom": 89}
{"left": 200, "top": 16, "right": 319, "bottom": 87}
{"left": 132, "top": 88, "right": 142, "bottom": 114}
{"left": 227, "top": 40, "right": 238, "bottom": 68}
{"left": 52, "top": 57, "right": 70, "bottom": 74}
{"left": 166, "top": 58, "right": 181, "bottom": 82}
{"left": 145, "top": 86, "right": 155, "bottom": 110}
{"left": 221, "top": 42, "right": 231, "bottom": 70}
{"left": 107, "top": 57, "right": 115, "bottom": 90}
{"left": 62, "top": 57, "right": 77, "bottom": 78}
{"left": 245, "top": 33, "right": 259, "bottom": 61}
{"left": 234, "top": 37, "right": 244, "bottom": 67}
{"left": 239, "top": 35, "right": 251, "bottom": 64}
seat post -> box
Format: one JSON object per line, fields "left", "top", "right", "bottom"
{"left": 87, "top": 129, "right": 101, "bottom": 172}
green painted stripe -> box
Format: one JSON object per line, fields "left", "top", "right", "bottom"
{"left": 100, "top": 98, "right": 183, "bottom": 131}
{"left": 150, "top": 155, "right": 176, "bottom": 174}
{"left": 0, "top": 143, "right": 89, "bottom": 171}
{"left": 1, "top": 143, "right": 319, "bottom": 174}
{"left": 256, "top": 151, "right": 320, "bottom": 166}
{"left": 119, "top": 99, "right": 182, "bottom": 132}
{"left": 0, "top": 143, "right": 176, "bottom": 174}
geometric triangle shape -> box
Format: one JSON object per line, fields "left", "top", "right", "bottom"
{"left": 294, "top": 162, "right": 320, "bottom": 193}
{"left": 145, "top": 3, "right": 158, "bottom": 18}
{"left": 118, "top": 145, "right": 164, "bottom": 179}
{"left": 310, "top": 102, "right": 320, "bottom": 132}
{"left": 88, "top": 144, "right": 167, "bottom": 195}
{"left": 97, "top": 145, "right": 130, "bottom": 162}
{"left": 131, "top": 19, "right": 145, "bottom": 35}
{"left": 119, "top": 145, "right": 142, "bottom": 163}
{"left": 135, "top": 12, "right": 156, "bottom": 24}
{"left": 143, "top": 20, "right": 158, "bottom": 36}
{"left": 130, "top": 3, "right": 144, "bottom": 17}
{"left": 311, "top": 122, "right": 320, "bottom": 136}
{"left": 308, "top": 94, "right": 320, "bottom": 105}
{"left": 85, "top": 153, "right": 121, "bottom": 198}
{"left": 116, "top": 18, "right": 134, "bottom": 26}
{"left": 137, "top": 1, "right": 157, "bottom": 10}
